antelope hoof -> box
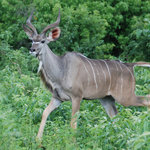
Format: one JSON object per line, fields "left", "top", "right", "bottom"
{"left": 71, "top": 122, "right": 77, "bottom": 129}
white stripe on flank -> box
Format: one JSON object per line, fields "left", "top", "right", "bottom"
{"left": 98, "top": 61, "right": 106, "bottom": 85}
{"left": 113, "top": 61, "right": 119, "bottom": 93}
{"left": 114, "top": 61, "right": 119, "bottom": 71}
{"left": 93, "top": 62, "right": 99, "bottom": 88}
{"left": 101, "top": 60, "right": 111, "bottom": 92}
{"left": 95, "top": 62, "right": 100, "bottom": 85}
{"left": 86, "top": 59, "right": 98, "bottom": 90}
{"left": 116, "top": 62, "right": 123, "bottom": 98}
{"left": 122, "top": 63, "right": 135, "bottom": 94}
{"left": 83, "top": 63, "right": 90, "bottom": 87}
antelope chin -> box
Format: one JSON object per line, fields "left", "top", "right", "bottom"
{"left": 29, "top": 51, "right": 37, "bottom": 57}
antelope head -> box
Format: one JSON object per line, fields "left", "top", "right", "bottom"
{"left": 23, "top": 10, "right": 61, "bottom": 57}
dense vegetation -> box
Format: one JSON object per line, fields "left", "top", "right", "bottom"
{"left": 0, "top": 0, "right": 150, "bottom": 149}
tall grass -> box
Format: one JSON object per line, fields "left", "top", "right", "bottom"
{"left": 0, "top": 49, "right": 150, "bottom": 150}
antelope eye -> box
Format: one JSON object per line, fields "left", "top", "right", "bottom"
{"left": 41, "top": 40, "right": 45, "bottom": 43}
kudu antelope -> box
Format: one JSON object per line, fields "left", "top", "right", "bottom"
{"left": 23, "top": 10, "right": 150, "bottom": 140}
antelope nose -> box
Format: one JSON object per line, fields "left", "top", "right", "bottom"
{"left": 30, "top": 48, "right": 35, "bottom": 52}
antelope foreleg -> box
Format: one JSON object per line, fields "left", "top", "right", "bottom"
{"left": 37, "top": 98, "right": 61, "bottom": 141}
{"left": 71, "top": 97, "right": 82, "bottom": 129}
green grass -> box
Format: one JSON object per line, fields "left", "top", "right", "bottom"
{"left": 0, "top": 50, "right": 150, "bottom": 150}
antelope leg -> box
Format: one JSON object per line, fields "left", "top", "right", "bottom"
{"left": 71, "top": 97, "right": 82, "bottom": 129}
{"left": 100, "top": 96, "right": 118, "bottom": 118}
{"left": 37, "top": 98, "right": 61, "bottom": 140}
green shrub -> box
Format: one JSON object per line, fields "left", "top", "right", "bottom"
{"left": 0, "top": 0, "right": 150, "bottom": 149}
{"left": 1, "top": 0, "right": 150, "bottom": 60}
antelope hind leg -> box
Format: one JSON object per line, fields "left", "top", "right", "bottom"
{"left": 131, "top": 95, "right": 150, "bottom": 107}
{"left": 71, "top": 97, "right": 82, "bottom": 129}
{"left": 100, "top": 96, "right": 118, "bottom": 118}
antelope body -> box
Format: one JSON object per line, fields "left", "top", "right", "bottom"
{"left": 23, "top": 10, "right": 150, "bottom": 140}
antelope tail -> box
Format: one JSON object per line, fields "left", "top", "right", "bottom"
{"left": 133, "top": 62, "right": 150, "bottom": 67}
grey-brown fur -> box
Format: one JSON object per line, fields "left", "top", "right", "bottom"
{"left": 23, "top": 10, "right": 150, "bottom": 141}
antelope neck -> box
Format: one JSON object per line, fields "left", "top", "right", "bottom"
{"left": 39, "top": 44, "right": 63, "bottom": 81}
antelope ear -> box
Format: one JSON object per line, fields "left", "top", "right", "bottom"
{"left": 47, "top": 27, "right": 61, "bottom": 42}
{"left": 23, "top": 25, "right": 34, "bottom": 40}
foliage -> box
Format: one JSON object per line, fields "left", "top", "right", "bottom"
{"left": 0, "top": 0, "right": 150, "bottom": 60}
{"left": 0, "top": 53, "right": 150, "bottom": 149}
{"left": 0, "top": 0, "right": 150, "bottom": 149}
{"left": 120, "top": 14, "right": 150, "bottom": 61}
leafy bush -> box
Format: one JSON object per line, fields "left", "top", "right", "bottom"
{"left": 0, "top": 0, "right": 150, "bottom": 149}
{"left": 0, "top": 47, "right": 150, "bottom": 149}
{"left": 0, "top": 0, "right": 150, "bottom": 60}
